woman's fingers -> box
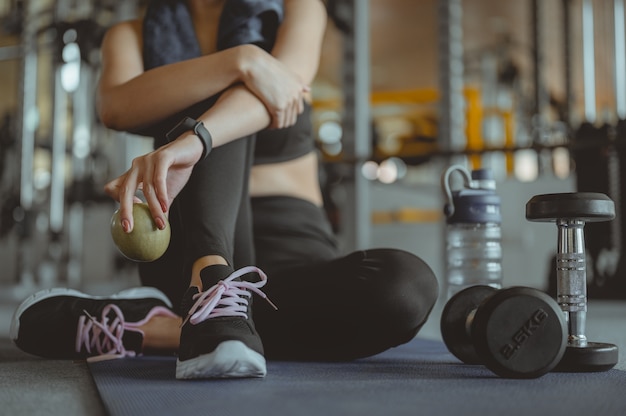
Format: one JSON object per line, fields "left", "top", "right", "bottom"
{"left": 142, "top": 158, "right": 168, "bottom": 230}
{"left": 243, "top": 52, "right": 309, "bottom": 129}
{"left": 269, "top": 93, "right": 305, "bottom": 129}
{"left": 118, "top": 162, "right": 141, "bottom": 232}
{"left": 103, "top": 176, "right": 121, "bottom": 201}
{"left": 152, "top": 150, "right": 171, "bottom": 214}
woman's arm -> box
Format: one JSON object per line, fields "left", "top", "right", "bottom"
{"left": 105, "top": 0, "right": 328, "bottom": 231}
{"left": 272, "top": 0, "right": 327, "bottom": 85}
{"left": 96, "top": 20, "right": 300, "bottom": 133}
{"left": 239, "top": 0, "right": 327, "bottom": 128}
{"left": 97, "top": 0, "right": 326, "bottom": 136}
{"left": 191, "top": 0, "right": 328, "bottom": 138}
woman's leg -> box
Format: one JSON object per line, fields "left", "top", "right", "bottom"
{"left": 250, "top": 196, "right": 439, "bottom": 361}
{"left": 135, "top": 135, "right": 268, "bottom": 379}
{"left": 177, "top": 135, "right": 254, "bottom": 280}
{"left": 255, "top": 248, "right": 439, "bottom": 361}
{"left": 171, "top": 137, "right": 271, "bottom": 379}
{"left": 139, "top": 136, "right": 256, "bottom": 306}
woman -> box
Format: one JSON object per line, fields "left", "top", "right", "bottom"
{"left": 11, "top": 0, "right": 438, "bottom": 380}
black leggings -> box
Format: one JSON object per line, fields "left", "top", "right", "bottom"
{"left": 138, "top": 135, "right": 256, "bottom": 304}
{"left": 249, "top": 196, "right": 438, "bottom": 360}
{"left": 141, "top": 183, "right": 439, "bottom": 361}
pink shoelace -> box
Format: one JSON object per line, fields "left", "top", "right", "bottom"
{"left": 76, "top": 304, "right": 174, "bottom": 362}
{"left": 184, "top": 266, "right": 277, "bottom": 326}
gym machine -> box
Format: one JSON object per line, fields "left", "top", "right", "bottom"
{"left": 0, "top": 0, "right": 138, "bottom": 297}
{"left": 567, "top": 0, "right": 626, "bottom": 298}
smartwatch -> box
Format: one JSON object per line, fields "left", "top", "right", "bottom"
{"left": 166, "top": 116, "right": 213, "bottom": 161}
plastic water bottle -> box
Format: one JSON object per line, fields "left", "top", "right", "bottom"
{"left": 442, "top": 165, "right": 503, "bottom": 299}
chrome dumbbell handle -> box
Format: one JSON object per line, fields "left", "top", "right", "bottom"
{"left": 556, "top": 219, "right": 587, "bottom": 347}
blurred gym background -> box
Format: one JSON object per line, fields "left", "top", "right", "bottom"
{"left": 0, "top": 0, "right": 625, "bottom": 332}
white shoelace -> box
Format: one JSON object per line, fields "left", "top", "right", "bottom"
{"left": 76, "top": 303, "right": 179, "bottom": 363}
{"left": 76, "top": 303, "right": 136, "bottom": 361}
{"left": 184, "top": 266, "right": 277, "bottom": 326}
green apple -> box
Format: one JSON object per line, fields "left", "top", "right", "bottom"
{"left": 110, "top": 203, "right": 171, "bottom": 262}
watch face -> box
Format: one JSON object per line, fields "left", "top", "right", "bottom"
{"left": 182, "top": 117, "right": 198, "bottom": 130}
{"left": 166, "top": 117, "right": 211, "bottom": 159}
{"left": 166, "top": 117, "right": 197, "bottom": 141}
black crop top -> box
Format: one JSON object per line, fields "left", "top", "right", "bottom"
{"left": 253, "top": 101, "right": 316, "bottom": 165}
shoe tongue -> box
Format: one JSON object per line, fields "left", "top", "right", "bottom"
{"left": 200, "top": 264, "right": 235, "bottom": 289}
{"left": 180, "top": 265, "right": 236, "bottom": 317}
{"left": 180, "top": 286, "right": 199, "bottom": 317}
{"left": 121, "top": 328, "right": 144, "bottom": 353}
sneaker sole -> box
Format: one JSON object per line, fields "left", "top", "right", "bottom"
{"left": 176, "top": 340, "right": 266, "bottom": 379}
{"left": 9, "top": 287, "right": 172, "bottom": 341}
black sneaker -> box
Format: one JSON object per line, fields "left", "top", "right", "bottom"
{"left": 10, "top": 287, "right": 178, "bottom": 360}
{"left": 176, "top": 265, "right": 276, "bottom": 379}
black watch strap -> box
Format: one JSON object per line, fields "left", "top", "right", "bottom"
{"left": 166, "top": 116, "right": 213, "bottom": 161}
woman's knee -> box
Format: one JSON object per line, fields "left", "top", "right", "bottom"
{"left": 358, "top": 248, "right": 439, "bottom": 328}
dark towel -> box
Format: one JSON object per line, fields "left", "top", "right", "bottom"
{"left": 143, "top": 0, "right": 283, "bottom": 70}
{"left": 218, "top": 0, "right": 283, "bottom": 51}
{"left": 143, "top": 0, "right": 201, "bottom": 69}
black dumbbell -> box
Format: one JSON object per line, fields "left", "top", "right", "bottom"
{"left": 441, "top": 285, "right": 567, "bottom": 378}
{"left": 526, "top": 192, "right": 619, "bottom": 372}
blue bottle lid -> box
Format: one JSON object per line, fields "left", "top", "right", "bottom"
{"left": 442, "top": 165, "right": 502, "bottom": 224}
{"left": 444, "top": 189, "right": 502, "bottom": 224}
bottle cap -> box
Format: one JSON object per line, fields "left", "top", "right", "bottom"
{"left": 445, "top": 189, "right": 501, "bottom": 224}
{"left": 442, "top": 165, "right": 501, "bottom": 224}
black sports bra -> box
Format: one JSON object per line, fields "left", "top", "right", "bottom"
{"left": 253, "top": 102, "right": 315, "bottom": 165}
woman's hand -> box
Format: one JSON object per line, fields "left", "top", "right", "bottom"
{"left": 104, "top": 134, "right": 203, "bottom": 233}
{"left": 239, "top": 45, "right": 309, "bottom": 129}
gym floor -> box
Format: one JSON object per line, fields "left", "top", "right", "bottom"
{"left": 1, "top": 289, "right": 626, "bottom": 416}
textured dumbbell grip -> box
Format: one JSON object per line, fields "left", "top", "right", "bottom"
{"left": 556, "top": 220, "right": 588, "bottom": 346}
{"left": 556, "top": 253, "right": 587, "bottom": 312}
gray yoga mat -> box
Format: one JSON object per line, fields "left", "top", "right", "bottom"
{"left": 89, "top": 337, "right": 626, "bottom": 416}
